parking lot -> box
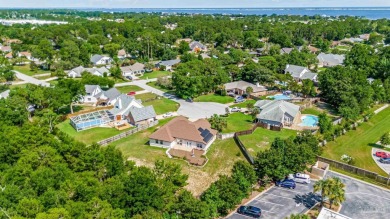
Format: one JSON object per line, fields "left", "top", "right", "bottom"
{"left": 228, "top": 182, "right": 320, "bottom": 219}
{"left": 327, "top": 171, "right": 390, "bottom": 219}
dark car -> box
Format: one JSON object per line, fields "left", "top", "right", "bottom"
{"left": 275, "top": 179, "right": 296, "bottom": 189}
{"left": 186, "top": 97, "right": 193, "bottom": 103}
{"left": 237, "top": 205, "right": 261, "bottom": 218}
{"left": 379, "top": 158, "right": 390, "bottom": 164}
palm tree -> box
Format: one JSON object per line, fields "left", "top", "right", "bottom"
{"left": 328, "top": 177, "right": 346, "bottom": 209}
{"left": 246, "top": 86, "right": 254, "bottom": 97}
{"left": 313, "top": 179, "right": 331, "bottom": 207}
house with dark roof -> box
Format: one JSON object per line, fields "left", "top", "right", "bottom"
{"left": 189, "top": 41, "right": 207, "bottom": 52}
{"left": 317, "top": 53, "right": 345, "bottom": 67}
{"left": 285, "top": 64, "right": 317, "bottom": 82}
{"left": 90, "top": 54, "right": 113, "bottom": 65}
{"left": 255, "top": 100, "right": 301, "bottom": 127}
{"left": 149, "top": 116, "right": 217, "bottom": 150}
{"left": 83, "top": 85, "right": 121, "bottom": 106}
{"left": 155, "top": 59, "right": 181, "bottom": 71}
{"left": 224, "top": 80, "right": 268, "bottom": 97}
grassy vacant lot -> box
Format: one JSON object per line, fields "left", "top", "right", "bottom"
{"left": 140, "top": 71, "right": 171, "bottom": 79}
{"left": 57, "top": 120, "right": 131, "bottom": 145}
{"left": 222, "top": 113, "right": 254, "bottom": 133}
{"left": 195, "top": 93, "right": 234, "bottom": 104}
{"left": 239, "top": 128, "right": 298, "bottom": 156}
{"left": 14, "top": 65, "right": 51, "bottom": 76}
{"left": 110, "top": 117, "right": 243, "bottom": 195}
{"left": 135, "top": 93, "right": 179, "bottom": 115}
{"left": 116, "top": 85, "right": 144, "bottom": 93}
{"left": 323, "top": 107, "right": 390, "bottom": 176}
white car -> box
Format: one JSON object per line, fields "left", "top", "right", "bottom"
{"left": 163, "top": 112, "right": 173, "bottom": 118}
{"left": 230, "top": 107, "right": 241, "bottom": 112}
{"left": 293, "top": 173, "right": 311, "bottom": 184}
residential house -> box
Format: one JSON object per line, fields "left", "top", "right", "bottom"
{"left": 297, "top": 45, "right": 319, "bottom": 54}
{"left": 67, "top": 66, "right": 110, "bottom": 78}
{"left": 90, "top": 54, "right": 113, "bottom": 65}
{"left": 155, "top": 59, "right": 181, "bottom": 71}
{"left": 359, "top": 34, "right": 370, "bottom": 41}
{"left": 200, "top": 53, "right": 211, "bottom": 59}
{"left": 164, "top": 23, "right": 178, "bottom": 30}
{"left": 83, "top": 85, "right": 121, "bottom": 106}
{"left": 280, "top": 47, "right": 293, "bottom": 55}
{"left": 331, "top": 41, "right": 341, "bottom": 48}
{"left": 120, "top": 63, "right": 145, "bottom": 77}
{"left": 149, "top": 116, "right": 217, "bottom": 151}
{"left": 285, "top": 64, "right": 317, "bottom": 82}
{"left": 224, "top": 80, "right": 268, "bottom": 97}
{"left": 317, "top": 53, "right": 345, "bottom": 67}
{"left": 117, "top": 49, "right": 128, "bottom": 59}
{"left": 189, "top": 41, "right": 207, "bottom": 53}
{"left": 0, "top": 46, "right": 11, "bottom": 53}
{"left": 255, "top": 100, "right": 301, "bottom": 127}
{"left": 317, "top": 208, "right": 351, "bottom": 219}
{"left": 5, "top": 52, "right": 13, "bottom": 59}
{"left": 342, "top": 38, "right": 363, "bottom": 44}
{"left": 18, "top": 51, "right": 37, "bottom": 61}
{"left": 175, "top": 38, "right": 192, "bottom": 45}
{"left": 0, "top": 90, "right": 10, "bottom": 99}
{"left": 109, "top": 94, "right": 156, "bottom": 125}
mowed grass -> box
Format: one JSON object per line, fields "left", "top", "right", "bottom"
{"left": 135, "top": 93, "right": 179, "bottom": 115}
{"left": 57, "top": 120, "right": 131, "bottom": 145}
{"left": 140, "top": 71, "right": 171, "bottom": 79}
{"left": 239, "top": 128, "right": 298, "bottom": 156}
{"left": 322, "top": 107, "right": 390, "bottom": 176}
{"left": 146, "top": 81, "right": 175, "bottom": 94}
{"left": 222, "top": 113, "right": 254, "bottom": 133}
{"left": 110, "top": 117, "right": 243, "bottom": 195}
{"left": 195, "top": 93, "right": 234, "bottom": 104}
{"left": 231, "top": 99, "right": 256, "bottom": 108}
{"left": 301, "top": 107, "right": 323, "bottom": 116}
{"left": 116, "top": 85, "right": 144, "bottom": 93}
{"left": 13, "top": 65, "right": 51, "bottom": 76}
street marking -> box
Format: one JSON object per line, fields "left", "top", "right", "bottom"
{"left": 261, "top": 209, "right": 277, "bottom": 214}
{"left": 254, "top": 199, "right": 285, "bottom": 206}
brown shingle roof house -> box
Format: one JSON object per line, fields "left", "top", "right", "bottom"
{"left": 149, "top": 116, "right": 217, "bottom": 151}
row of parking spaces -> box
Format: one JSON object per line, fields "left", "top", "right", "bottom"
{"left": 229, "top": 183, "right": 320, "bottom": 219}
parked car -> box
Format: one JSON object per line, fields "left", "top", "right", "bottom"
{"left": 379, "top": 158, "right": 390, "bottom": 164}
{"left": 376, "top": 151, "right": 390, "bottom": 158}
{"left": 237, "top": 205, "right": 261, "bottom": 218}
{"left": 127, "top": 91, "right": 136, "bottom": 96}
{"left": 235, "top": 96, "right": 245, "bottom": 103}
{"left": 275, "top": 179, "right": 296, "bottom": 189}
{"left": 293, "top": 173, "right": 311, "bottom": 184}
{"left": 163, "top": 112, "right": 173, "bottom": 118}
{"left": 227, "top": 92, "right": 235, "bottom": 97}
{"left": 186, "top": 97, "right": 193, "bottom": 103}
{"left": 230, "top": 107, "right": 241, "bottom": 112}
{"left": 125, "top": 76, "right": 133, "bottom": 80}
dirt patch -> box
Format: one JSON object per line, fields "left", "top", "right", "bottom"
{"left": 127, "top": 157, "right": 154, "bottom": 168}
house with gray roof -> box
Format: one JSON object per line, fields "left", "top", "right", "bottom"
{"left": 90, "top": 54, "right": 113, "bottom": 65}
{"left": 83, "top": 85, "right": 121, "bottom": 106}
{"left": 317, "top": 53, "right": 345, "bottom": 67}
{"left": 120, "top": 62, "right": 145, "bottom": 77}
{"left": 285, "top": 64, "right": 317, "bottom": 82}
{"left": 255, "top": 100, "right": 301, "bottom": 127}
{"left": 155, "top": 59, "right": 181, "bottom": 71}
{"left": 280, "top": 47, "right": 293, "bottom": 55}
{"left": 68, "top": 66, "right": 110, "bottom": 78}
{"left": 189, "top": 41, "right": 207, "bottom": 52}
{"left": 224, "top": 80, "right": 268, "bottom": 97}
{"left": 0, "top": 90, "right": 10, "bottom": 99}
{"left": 128, "top": 105, "right": 157, "bottom": 126}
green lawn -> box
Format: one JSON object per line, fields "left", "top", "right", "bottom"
{"left": 231, "top": 99, "right": 257, "bottom": 108}
{"left": 195, "top": 94, "right": 234, "bottom": 104}
{"left": 301, "top": 107, "right": 323, "bottom": 116}
{"left": 135, "top": 93, "right": 179, "bottom": 115}
{"left": 140, "top": 71, "right": 171, "bottom": 79}
{"left": 222, "top": 113, "right": 254, "bottom": 133}
{"left": 57, "top": 120, "right": 131, "bottom": 145}
{"left": 239, "top": 128, "right": 298, "bottom": 156}
{"left": 116, "top": 85, "right": 144, "bottom": 93}
{"left": 13, "top": 65, "right": 51, "bottom": 76}
{"left": 322, "top": 107, "right": 390, "bottom": 176}
{"left": 146, "top": 81, "right": 175, "bottom": 94}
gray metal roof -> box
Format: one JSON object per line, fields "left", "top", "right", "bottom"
{"left": 255, "top": 100, "right": 300, "bottom": 124}
{"left": 317, "top": 53, "right": 345, "bottom": 67}
{"left": 301, "top": 72, "right": 318, "bottom": 81}
{"left": 285, "top": 64, "right": 316, "bottom": 81}
{"left": 101, "top": 88, "right": 121, "bottom": 100}
{"left": 90, "top": 54, "right": 103, "bottom": 63}
{"left": 109, "top": 94, "right": 137, "bottom": 115}
{"left": 129, "top": 105, "right": 156, "bottom": 122}
{"left": 85, "top": 85, "right": 100, "bottom": 94}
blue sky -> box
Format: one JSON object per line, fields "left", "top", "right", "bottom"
{"left": 1, "top": 0, "right": 389, "bottom": 8}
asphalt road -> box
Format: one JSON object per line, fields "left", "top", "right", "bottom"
{"left": 14, "top": 70, "right": 50, "bottom": 87}
{"left": 228, "top": 183, "right": 319, "bottom": 219}
{"left": 326, "top": 171, "right": 390, "bottom": 219}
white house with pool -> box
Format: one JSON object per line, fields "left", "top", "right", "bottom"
{"left": 254, "top": 100, "right": 319, "bottom": 129}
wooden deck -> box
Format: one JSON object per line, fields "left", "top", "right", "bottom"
{"left": 168, "top": 148, "right": 207, "bottom": 166}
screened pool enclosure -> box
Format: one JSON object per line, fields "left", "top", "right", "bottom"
{"left": 70, "top": 110, "right": 115, "bottom": 131}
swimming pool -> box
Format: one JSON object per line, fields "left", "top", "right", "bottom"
{"left": 267, "top": 94, "right": 292, "bottom": 100}
{"left": 299, "top": 115, "right": 319, "bottom": 127}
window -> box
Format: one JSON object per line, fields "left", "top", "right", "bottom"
{"left": 197, "top": 144, "right": 202, "bottom": 148}
{"left": 160, "top": 140, "right": 163, "bottom": 144}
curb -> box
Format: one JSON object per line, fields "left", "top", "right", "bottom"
{"left": 328, "top": 170, "right": 390, "bottom": 193}
{"left": 225, "top": 185, "right": 275, "bottom": 218}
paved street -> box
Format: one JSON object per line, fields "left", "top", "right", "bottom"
{"left": 229, "top": 183, "right": 319, "bottom": 219}
{"left": 116, "top": 79, "right": 227, "bottom": 120}
{"left": 327, "top": 171, "right": 390, "bottom": 219}
{"left": 14, "top": 70, "right": 50, "bottom": 87}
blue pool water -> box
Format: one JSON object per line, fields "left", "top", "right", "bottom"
{"left": 267, "top": 94, "right": 292, "bottom": 100}
{"left": 299, "top": 115, "right": 319, "bottom": 127}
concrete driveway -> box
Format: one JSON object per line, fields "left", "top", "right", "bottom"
{"left": 326, "top": 171, "right": 390, "bottom": 219}
{"left": 228, "top": 183, "right": 319, "bottom": 219}
{"left": 14, "top": 70, "right": 50, "bottom": 87}
{"left": 116, "top": 79, "right": 227, "bottom": 120}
